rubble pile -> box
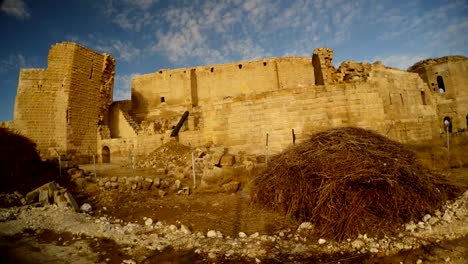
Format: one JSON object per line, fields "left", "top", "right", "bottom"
{"left": 3, "top": 181, "right": 80, "bottom": 212}
{"left": 0, "top": 190, "right": 466, "bottom": 262}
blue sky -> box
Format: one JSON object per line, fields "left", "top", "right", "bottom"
{"left": 0, "top": 0, "right": 467, "bottom": 121}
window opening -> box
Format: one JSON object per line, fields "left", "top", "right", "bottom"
{"left": 263, "top": 62, "right": 267, "bottom": 66}
{"left": 400, "top": 93, "right": 404, "bottom": 105}
{"left": 102, "top": 146, "right": 110, "bottom": 163}
{"left": 437, "top": 76, "right": 445, "bottom": 93}
{"left": 160, "top": 97, "right": 165, "bottom": 103}
{"left": 89, "top": 66, "right": 93, "bottom": 80}
{"left": 420, "top": 91, "right": 426, "bottom": 105}
{"left": 210, "top": 67, "right": 214, "bottom": 72}
{"left": 238, "top": 64, "right": 242, "bottom": 69}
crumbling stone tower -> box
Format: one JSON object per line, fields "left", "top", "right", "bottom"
{"left": 13, "top": 42, "right": 115, "bottom": 162}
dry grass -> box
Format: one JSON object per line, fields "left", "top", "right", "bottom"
{"left": 251, "top": 127, "right": 462, "bottom": 241}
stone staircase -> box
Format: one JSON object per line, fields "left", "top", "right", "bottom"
{"left": 114, "top": 100, "right": 142, "bottom": 135}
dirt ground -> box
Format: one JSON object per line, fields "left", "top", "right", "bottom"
{"left": 0, "top": 164, "right": 467, "bottom": 263}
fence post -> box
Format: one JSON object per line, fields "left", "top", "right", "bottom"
{"left": 265, "top": 133, "right": 269, "bottom": 165}
{"left": 192, "top": 151, "right": 196, "bottom": 188}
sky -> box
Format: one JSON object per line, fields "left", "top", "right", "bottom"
{"left": 0, "top": 0, "right": 467, "bottom": 121}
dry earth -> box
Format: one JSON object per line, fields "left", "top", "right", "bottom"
{"left": 0, "top": 165, "right": 467, "bottom": 263}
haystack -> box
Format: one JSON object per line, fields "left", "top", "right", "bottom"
{"left": 251, "top": 127, "right": 461, "bottom": 240}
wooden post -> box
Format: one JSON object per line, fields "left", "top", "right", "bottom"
{"left": 292, "top": 129, "right": 296, "bottom": 145}
{"left": 265, "top": 133, "right": 269, "bottom": 165}
{"left": 446, "top": 126, "right": 450, "bottom": 151}
{"left": 192, "top": 151, "right": 196, "bottom": 188}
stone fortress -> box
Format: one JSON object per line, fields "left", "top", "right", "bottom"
{"left": 1, "top": 42, "right": 467, "bottom": 164}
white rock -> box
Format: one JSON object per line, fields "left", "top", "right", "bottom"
{"left": 145, "top": 218, "right": 153, "bottom": 226}
{"left": 422, "top": 214, "right": 431, "bottom": 222}
{"left": 442, "top": 211, "right": 452, "bottom": 222}
{"left": 297, "top": 222, "right": 314, "bottom": 231}
{"left": 80, "top": 203, "right": 92, "bottom": 212}
{"left": 250, "top": 232, "right": 259, "bottom": 238}
{"left": 416, "top": 259, "right": 422, "bottom": 264}
{"left": 216, "top": 231, "right": 223, "bottom": 238}
{"left": 318, "top": 238, "right": 326, "bottom": 245}
{"left": 351, "top": 239, "right": 365, "bottom": 250}
{"left": 238, "top": 232, "right": 247, "bottom": 238}
{"left": 207, "top": 230, "right": 217, "bottom": 238}
{"left": 180, "top": 225, "right": 191, "bottom": 234}
{"left": 255, "top": 258, "right": 261, "bottom": 263}
{"left": 369, "top": 248, "right": 379, "bottom": 253}
{"left": 405, "top": 222, "right": 417, "bottom": 232}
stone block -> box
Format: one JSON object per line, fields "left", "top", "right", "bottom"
{"left": 220, "top": 155, "right": 235, "bottom": 166}
{"left": 222, "top": 181, "right": 240, "bottom": 193}
{"left": 64, "top": 192, "right": 79, "bottom": 212}
{"left": 39, "top": 189, "right": 50, "bottom": 205}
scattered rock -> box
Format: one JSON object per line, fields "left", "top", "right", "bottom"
{"left": 207, "top": 230, "right": 217, "bottom": 238}
{"left": 180, "top": 225, "right": 191, "bottom": 235}
{"left": 238, "top": 232, "right": 247, "bottom": 238}
{"left": 80, "top": 203, "right": 92, "bottom": 212}
{"left": 158, "top": 190, "right": 166, "bottom": 198}
{"left": 220, "top": 155, "right": 235, "bottom": 166}
{"left": 222, "top": 181, "right": 240, "bottom": 193}
{"left": 351, "top": 239, "right": 365, "bottom": 250}
{"left": 318, "top": 238, "right": 326, "bottom": 245}
{"left": 63, "top": 192, "right": 79, "bottom": 212}
{"left": 145, "top": 218, "right": 153, "bottom": 226}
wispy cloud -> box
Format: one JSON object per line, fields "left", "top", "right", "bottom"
{"left": 0, "top": 53, "right": 29, "bottom": 74}
{"left": 66, "top": 35, "right": 141, "bottom": 62}
{"left": 114, "top": 73, "right": 141, "bottom": 101}
{"left": 0, "top": 0, "right": 30, "bottom": 20}
{"left": 102, "top": 0, "right": 159, "bottom": 31}
{"left": 373, "top": 54, "right": 428, "bottom": 70}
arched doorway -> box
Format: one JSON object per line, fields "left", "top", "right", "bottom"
{"left": 443, "top": 116, "right": 452, "bottom": 133}
{"left": 102, "top": 146, "right": 110, "bottom": 163}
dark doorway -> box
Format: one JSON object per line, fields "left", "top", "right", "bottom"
{"left": 466, "top": 114, "right": 468, "bottom": 128}
{"left": 102, "top": 146, "right": 110, "bottom": 163}
{"left": 443, "top": 116, "right": 452, "bottom": 133}
{"left": 437, "top": 76, "right": 445, "bottom": 93}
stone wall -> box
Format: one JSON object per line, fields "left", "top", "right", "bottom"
{"left": 12, "top": 42, "right": 115, "bottom": 161}
{"left": 131, "top": 57, "right": 314, "bottom": 121}
{"left": 409, "top": 56, "right": 468, "bottom": 132}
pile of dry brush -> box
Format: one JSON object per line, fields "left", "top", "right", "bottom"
{"left": 251, "top": 127, "right": 461, "bottom": 241}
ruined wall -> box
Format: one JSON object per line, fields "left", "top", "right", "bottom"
{"left": 13, "top": 42, "right": 115, "bottom": 161}
{"left": 13, "top": 43, "right": 75, "bottom": 156}
{"left": 195, "top": 68, "right": 436, "bottom": 155}
{"left": 408, "top": 56, "right": 468, "bottom": 132}
{"left": 131, "top": 57, "right": 315, "bottom": 121}
{"left": 66, "top": 44, "right": 114, "bottom": 160}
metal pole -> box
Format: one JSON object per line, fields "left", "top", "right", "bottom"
{"left": 54, "top": 149, "right": 61, "bottom": 178}
{"left": 191, "top": 151, "right": 196, "bottom": 188}
{"left": 446, "top": 126, "right": 450, "bottom": 151}
{"left": 93, "top": 154, "right": 97, "bottom": 177}
{"left": 265, "top": 133, "right": 269, "bottom": 165}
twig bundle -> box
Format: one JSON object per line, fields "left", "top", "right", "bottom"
{"left": 251, "top": 127, "right": 460, "bottom": 240}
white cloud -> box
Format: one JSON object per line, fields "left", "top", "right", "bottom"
{"left": 114, "top": 73, "right": 141, "bottom": 101}
{"left": 65, "top": 35, "right": 141, "bottom": 63}
{"left": 102, "top": 0, "right": 158, "bottom": 31}
{"left": 0, "top": 53, "right": 28, "bottom": 74}
{"left": 373, "top": 54, "right": 428, "bottom": 70}
{"left": 0, "top": 0, "right": 30, "bottom": 20}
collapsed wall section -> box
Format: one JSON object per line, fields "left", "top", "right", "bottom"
{"left": 66, "top": 44, "right": 114, "bottom": 161}
{"left": 13, "top": 43, "right": 75, "bottom": 155}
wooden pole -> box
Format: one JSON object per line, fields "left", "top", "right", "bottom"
{"left": 192, "top": 151, "right": 196, "bottom": 188}
{"left": 265, "top": 133, "right": 269, "bottom": 165}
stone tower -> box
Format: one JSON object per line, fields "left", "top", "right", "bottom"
{"left": 13, "top": 42, "right": 115, "bottom": 162}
